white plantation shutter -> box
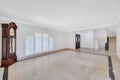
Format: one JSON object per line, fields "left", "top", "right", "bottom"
{"left": 25, "top": 36, "right": 34, "bottom": 54}
{"left": 25, "top": 33, "right": 54, "bottom": 55}
{"left": 35, "top": 33, "right": 42, "bottom": 52}
{"left": 43, "top": 34, "right": 49, "bottom": 51}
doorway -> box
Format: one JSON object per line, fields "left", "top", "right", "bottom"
{"left": 75, "top": 34, "right": 80, "bottom": 49}
{"left": 109, "top": 37, "right": 116, "bottom": 52}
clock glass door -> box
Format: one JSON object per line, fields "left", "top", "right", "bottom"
{"left": 10, "top": 38, "right": 15, "bottom": 54}
{"left": 10, "top": 27, "right": 15, "bottom": 54}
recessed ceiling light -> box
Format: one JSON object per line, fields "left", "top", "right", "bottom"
{"left": 81, "top": 16, "right": 85, "bottom": 18}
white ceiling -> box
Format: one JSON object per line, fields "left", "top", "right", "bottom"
{"left": 0, "top": 0, "right": 120, "bottom": 32}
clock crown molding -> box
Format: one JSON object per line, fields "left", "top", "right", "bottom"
{"left": 1, "top": 22, "right": 17, "bottom": 29}
{"left": 8, "top": 22, "right": 17, "bottom": 29}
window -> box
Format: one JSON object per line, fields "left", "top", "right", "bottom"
{"left": 35, "top": 33, "right": 42, "bottom": 52}
{"left": 25, "top": 36, "right": 34, "bottom": 54}
{"left": 25, "top": 33, "right": 54, "bottom": 55}
{"left": 43, "top": 34, "right": 49, "bottom": 51}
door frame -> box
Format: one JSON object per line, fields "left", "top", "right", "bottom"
{"left": 75, "top": 34, "right": 80, "bottom": 49}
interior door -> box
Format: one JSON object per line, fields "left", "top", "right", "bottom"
{"left": 75, "top": 34, "right": 80, "bottom": 49}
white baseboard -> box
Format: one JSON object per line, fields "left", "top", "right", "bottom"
{"left": 18, "top": 48, "right": 73, "bottom": 61}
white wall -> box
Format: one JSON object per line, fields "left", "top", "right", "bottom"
{"left": 116, "top": 20, "right": 120, "bottom": 59}
{"left": 17, "top": 23, "right": 67, "bottom": 59}
{"left": 0, "top": 20, "right": 68, "bottom": 63}
{"left": 67, "top": 32, "right": 75, "bottom": 49}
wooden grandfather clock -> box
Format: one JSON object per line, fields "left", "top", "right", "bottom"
{"left": 1, "top": 22, "right": 17, "bottom": 67}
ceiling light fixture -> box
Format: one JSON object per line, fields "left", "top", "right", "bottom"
{"left": 81, "top": 16, "right": 85, "bottom": 18}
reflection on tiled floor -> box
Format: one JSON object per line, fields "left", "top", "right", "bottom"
{"left": 8, "top": 51, "right": 109, "bottom": 80}
{"left": 0, "top": 68, "right": 4, "bottom": 80}
{"left": 76, "top": 48, "right": 109, "bottom": 56}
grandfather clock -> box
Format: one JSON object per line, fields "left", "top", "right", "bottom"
{"left": 1, "top": 22, "right": 17, "bottom": 67}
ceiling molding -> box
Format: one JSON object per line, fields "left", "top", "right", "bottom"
{"left": 72, "top": 23, "right": 116, "bottom": 32}
{"left": 0, "top": 16, "right": 117, "bottom": 32}
{"left": 0, "top": 16, "right": 67, "bottom": 32}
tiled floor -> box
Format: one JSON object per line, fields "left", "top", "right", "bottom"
{"left": 8, "top": 51, "right": 109, "bottom": 80}
{"left": 0, "top": 68, "right": 4, "bottom": 80}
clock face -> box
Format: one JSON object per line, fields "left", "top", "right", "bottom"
{"left": 10, "top": 27, "right": 15, "bottom": 36}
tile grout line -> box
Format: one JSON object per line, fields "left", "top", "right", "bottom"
{"left": 78, "top": 50, "right": 108, "bottom": 56}
{"left": 108, "top": 56, "right": 115, "bottom": 80}
{"left": 2, "top": 67, "right": 8, "bottom": 80}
